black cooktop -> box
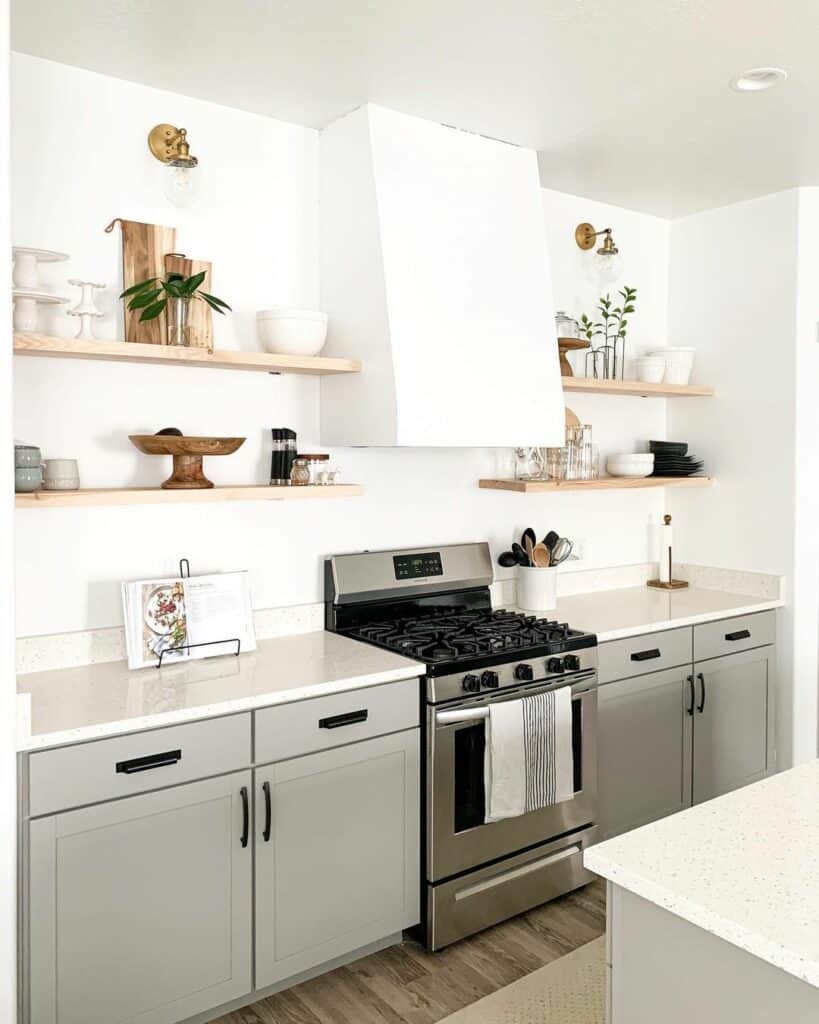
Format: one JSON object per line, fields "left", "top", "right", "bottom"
{"left": 345, "top": 607, "right": 596, "bottom": 676}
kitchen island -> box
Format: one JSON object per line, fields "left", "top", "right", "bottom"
{"left": 585, "top": 760, "right": 819, "bottom": 1022}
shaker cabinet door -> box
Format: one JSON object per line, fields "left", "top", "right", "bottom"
{"left": 28, "top": 772, "right": 252, "bottom": 1024}
{"left": 255, "top": 729, "right": 420, "bottom": 989}
{"left": 597, "top": 668, "right": 693, "bottom": 838}
{"left": 693, "top": 648, "right": 774, "bottom": 804}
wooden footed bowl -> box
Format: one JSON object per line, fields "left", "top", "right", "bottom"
{"left": 129, "top": 435, "right": 245, "bottom": 489}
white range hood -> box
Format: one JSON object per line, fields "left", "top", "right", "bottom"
{"left": 319, "top": 104, "right": 564, "bottom": 447}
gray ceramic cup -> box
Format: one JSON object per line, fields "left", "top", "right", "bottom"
{"left": 43, "top": 459, "right": 80, "bottom": 491}
{"left": 15, "top": 444, "right": 41, "bottom": 469}
{"left": 15, "top": 467, "right": 43, "bottom": 492}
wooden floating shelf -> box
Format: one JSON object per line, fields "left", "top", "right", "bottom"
{"left": 479, "top": 476, "right": 713, "bottom": 494}
{"left": 15, "top": 484, "right": 363, "bottom": 509}
{"left": 562, "top": 377, "right": 714, "bottom": 398}
{"left": 13, "top": 332, "right": 361, "bottom": 376}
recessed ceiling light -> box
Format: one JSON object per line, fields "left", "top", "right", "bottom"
{"left": 730, "top": 67, "right": 788, "bottom": 92}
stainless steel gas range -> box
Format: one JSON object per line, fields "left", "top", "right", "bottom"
{"left": 325, "top": 542, "right": 600, "bottom": 950}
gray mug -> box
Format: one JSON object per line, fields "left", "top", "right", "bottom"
{"left": 15, "top": 444, "right": 41, "bottom": 469}
{"left": 15, "top": 466, "right": 43, "bottom": 493}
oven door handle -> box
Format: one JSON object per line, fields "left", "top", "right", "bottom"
{"left": 435, "top": 685, "right": 595, "bottom": 727}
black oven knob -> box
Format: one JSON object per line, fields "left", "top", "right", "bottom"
{"left": 462, "top": 674, "right": 481, "bottom": 692}
{"left": 564, "top": 654, "right": 581, "bottom": 671}
{"left": 481, "top": 670, "right": 499, "bottom": 689}
{"left": 547, "top": 657, "right": 564, "bottom": 674}
{"left": 514, "top": 663, "right": 534, "bottom": 681}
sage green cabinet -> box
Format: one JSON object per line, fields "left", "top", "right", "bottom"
{"left": 597, "top": 615, "right": 776, "bottom": 840}
{"left": 598, "top": 668, "right": 693, "bottom": 839}
{"left": 28, "top": 772, "right": 252, "bottom": 1024}
{"left": 255, "top": 729, "right": 420, "bottom": 988}
{"left": 692, "top": 647, "right": 775, "bottom": 803}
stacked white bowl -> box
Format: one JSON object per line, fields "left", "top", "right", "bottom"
{"left": 256, "top": 307, "right": 329, "bottom": 356}
{"left": 606, "top": 452, "right": 655, "bottom": 478}
{"left": 644, "top": 346, "right": 696, "bottom": 385}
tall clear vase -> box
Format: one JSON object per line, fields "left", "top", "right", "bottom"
{"left": 166, "top": 296, "right": 192, "bottom": 347}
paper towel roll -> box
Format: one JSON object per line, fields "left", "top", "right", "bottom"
{"left": 658, "top": 515, "right": 672, "bottom": 583}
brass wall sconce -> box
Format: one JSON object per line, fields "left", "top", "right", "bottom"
{"left": 575, "top": 222, "right": 622, "bottom": 280}
{"left": 148, "top": 123, "right": 200, "bottom": 208}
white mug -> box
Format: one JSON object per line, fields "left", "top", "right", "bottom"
{"left": 42, "top": 458, "right": 80, "bottom": 491}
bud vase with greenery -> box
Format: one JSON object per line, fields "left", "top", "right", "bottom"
{"left": 120, "top": 272, "right": 231, "bottom": 347}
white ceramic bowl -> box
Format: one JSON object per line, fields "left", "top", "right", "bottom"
{"left": 607, "top": 453, "right": 655, "bottom": 478}
{"left": 256, "top": 308, "right": 328, "bottom": 356}
{"left": 635, "top": 356, "right": 666, "bottom": 384}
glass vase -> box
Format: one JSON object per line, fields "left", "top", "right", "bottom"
{"left": 166, "top": 296, "right": 192, "bottom": 347}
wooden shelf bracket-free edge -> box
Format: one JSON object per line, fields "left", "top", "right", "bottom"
{"left": 15, "top": 484, "right": 363, "bottom": 509}
{"left": 13, "top": 333, "right": 361, "bottom": 377}
{"left": 478, "top": 476, "right": 713, "bottom": 494}
{"left": 561, "top": 377, "right": 713, "bottom": 398}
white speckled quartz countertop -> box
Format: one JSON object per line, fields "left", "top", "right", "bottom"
{"left": 16, "top": 631, "right": 424, "bottom": 752}
{"left": 585, "top": 760, "right": 819, "bottom": 988}
{"left": 505, "top": 585, "right": 783, "bottom": 642}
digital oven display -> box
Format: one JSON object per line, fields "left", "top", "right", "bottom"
{"left": 393, "top": 552, "right": 443, "bottom": 581}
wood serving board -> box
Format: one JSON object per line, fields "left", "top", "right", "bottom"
{"left": 164, "top": 253, "right": 213, "bottom": 350}
{"left": 105, "top": 218, "right": 177, "bottom": 344}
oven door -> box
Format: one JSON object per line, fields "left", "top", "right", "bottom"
{"left": 427, "top": 678, "right": 597, "bottom": 882}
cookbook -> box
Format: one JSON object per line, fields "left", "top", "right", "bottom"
{"left": 122, "top": 570, "right": 256, "bottom": 670}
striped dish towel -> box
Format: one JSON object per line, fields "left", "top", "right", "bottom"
{"left": 484, "top": 689, "right": 575, "bottom": 821}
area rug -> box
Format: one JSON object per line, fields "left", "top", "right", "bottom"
{"left": 439, "top": 936, "right": 605, "bottom": 1024}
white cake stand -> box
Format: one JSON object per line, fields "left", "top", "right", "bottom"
{"left": 12, "top": 290, "right": 69, "bottom": 334}
{"left": 12, "top": 247, "right": 69, "bottom": 290}
{"left": 67, "top": 279, "right": 105, "bottom": 340}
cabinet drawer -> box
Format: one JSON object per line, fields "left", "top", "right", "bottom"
{"left": 27, "top": 713, "right": 251, "bottom": 817}
{"left": 255, "top": 679, "right": 420, "bottom": 764}
{"left": 694, "top": 611, "right": 776, "bottom": 662}
{"left": 598, "top": 628, "right": 692, "bottom": 684}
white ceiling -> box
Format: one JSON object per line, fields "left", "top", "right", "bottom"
{"left": 11, "top": 0, "right": 819, "bottom": 217}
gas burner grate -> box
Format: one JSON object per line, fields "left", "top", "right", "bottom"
{"left": 346, "top": 608, "right": 590, "bottom": 665}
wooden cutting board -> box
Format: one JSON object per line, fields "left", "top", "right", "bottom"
{"left": 164, "top": 253, "right": 213, "bottom": 350}
{"left": 105, "top": 218, "right": 176, "bottom": 344}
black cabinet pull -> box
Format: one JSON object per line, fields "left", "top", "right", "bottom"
{"left": 115, "top": 749, "right": 181, "bottom": 774}
{"left": 631, "top": 648, "right": 661, "bottom": 662}
{"left": 262, "top": 781, "right": 272, "bottom": 843}
{"left": 319, "top": 709, "right": 368, "bottom": 730}
{"left": 686, "top": 675, "right": 695, "bottom": 716}
{"left": 240, "top": 786, "right": 249, "bottom": 849}
{"left": 725, "top": 629, "right": 751, "bottom": 642}
{"left": 697, "top": 673, "right": 706, "bottom": 714}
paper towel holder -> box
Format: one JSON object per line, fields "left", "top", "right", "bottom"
{"left": 647, "top": 514, "right": 689, "bottom": 590}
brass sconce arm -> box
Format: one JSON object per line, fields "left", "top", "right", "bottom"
{"left": 575, "top": 222, "right": 619, "bottom": 255}
{"left": 148, "top": 124, "right": 198, "bottom": 167}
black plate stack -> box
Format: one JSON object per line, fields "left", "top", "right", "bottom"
{"left": 649, "top": 440, "right": 705, "bottom": 477}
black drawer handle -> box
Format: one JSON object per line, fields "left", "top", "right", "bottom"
{"left": 697, "top": 672, "right": 706, "bottom": 714}
{"left": 686, "top": 675, "right": 695, "bottom": 716}
{"left": 262, "top": 780, "right": 272, "bottom": 843}
{"left": 725, "top": 629, "right": 751, "bottom": 642}
{"left": 319, "top": 709, "right": 368, "bottom": 729}
{"left": 240, "top": 786, "right": 249, "bottom": 849}
{"left": 115, "top": 749, "right": 181, "bottom": 774}
{"left": 631, "top": 648, "right": 661, "bottom": 662}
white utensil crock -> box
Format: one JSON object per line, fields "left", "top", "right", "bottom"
{"left": 517, "top": 566, "right": 558, "bottom": 613}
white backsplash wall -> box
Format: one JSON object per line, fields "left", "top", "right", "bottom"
{"left": 12, "top": 54, "right": 670, "bottom": 638}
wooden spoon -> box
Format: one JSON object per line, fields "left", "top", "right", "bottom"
{"left": 524, "top": 536, "right": 535, "bottom": 567}
{"left": 531, "top": 542, "right": 552, "bottom": 568}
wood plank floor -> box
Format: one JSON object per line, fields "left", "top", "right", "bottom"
{"left": 214, "top": 880, "right": 605, "bottom": 1024}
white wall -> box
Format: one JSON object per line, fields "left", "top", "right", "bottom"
{"left": 12, "top": 54, "right": 671, "bottom": 640}
{"left": 1, "top": 7, "right": 17, "bottom": 1021}
{"left": 667, "top": 189, "right": 814, "bottom": 766}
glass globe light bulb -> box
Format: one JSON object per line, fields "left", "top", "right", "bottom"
{"left": 163, "top": 162, "right": 200, "bottom": 208}
{"left": 593, "top": 248, "right": 623, "bottom": 284}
